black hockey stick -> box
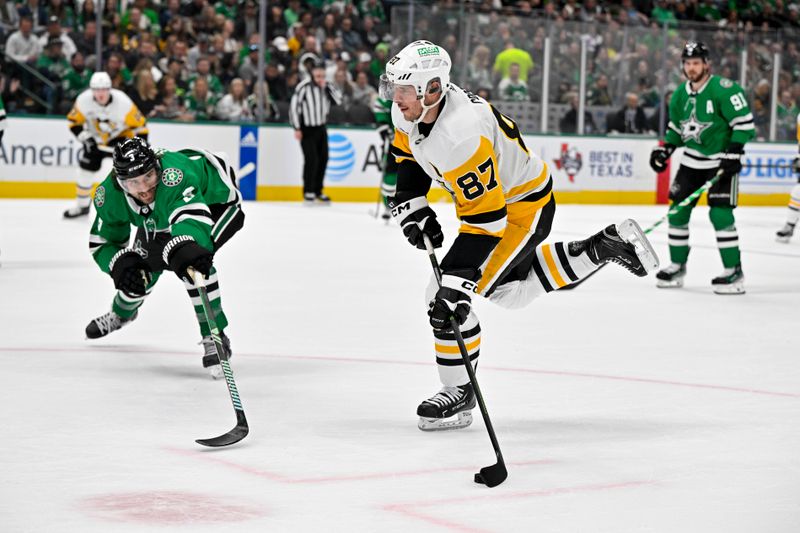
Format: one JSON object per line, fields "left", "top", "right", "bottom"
{"left": 560, "top": 169, "right": 723, "bottom": 291}
{"left": 189, "top": 268, "right": 249, "bottom": 447}
{"left": 423, "top": 236, "right": 508, "bottom": 488}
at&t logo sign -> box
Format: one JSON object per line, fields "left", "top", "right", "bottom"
{"left": 326, "top": 133, "right": 356, "bottom": 182}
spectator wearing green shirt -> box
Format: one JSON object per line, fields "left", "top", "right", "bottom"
{"left": 188, "top": 57, "right": 224, "bottom": 98}
{"left": 215, "top": 0, "right": 239, "bottom": 20}
{"left": 777, "top": 89, "right": 800, "bottom": 140}
{"left": 121, "top": 0, "right": 160, "bottom": 36}
{"left": 37, "top": 38, "right": 70, "bottom": 110}
{"left": 497, "top": 62, "right": 530, "bottom": 102}
{"left": 493, "top": 43, "right": 534, "bottom": 85}
{"left": 359, "top": 0, "right": 387, "bottom": 24}
{"left": 284, "top": 0, "right": 302, "bottom": 28}
{"left": 651, "top": 0, "right": 678, "bottom": 27}
{"left": 63, "top": 51, "right": 93, "bottom": 103}
{"left": 185, "top": 77, "right": 219, "bottom": 121}
{"left": 695, "top": 0, "right": 722, "bottom": 22}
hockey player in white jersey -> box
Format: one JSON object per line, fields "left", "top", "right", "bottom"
{"left": 381, "top": 41, "right": 660, "bottom": 431}
{"left": 776, "top": 112, "right": 800, "bottom": 242}
{"left": 63, "top": 72, "right": 149, "bottom": 218}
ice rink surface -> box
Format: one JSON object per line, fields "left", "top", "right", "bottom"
{"left": 1, "top": 199, "right": 798, "bottom": 533}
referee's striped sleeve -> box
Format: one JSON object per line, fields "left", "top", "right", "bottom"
{"left": 289, "top": 80, "right": 308, "bottom": 130}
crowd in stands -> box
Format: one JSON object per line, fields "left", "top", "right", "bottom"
{"left": 417, "top": 0, "right": 800, "bottom": 139}
{"left": 0, "top": 0, "right": 798, "bottom": 140}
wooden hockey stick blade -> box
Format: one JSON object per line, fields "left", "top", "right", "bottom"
{"left": 474, "top": 461, "right": 508, "bottom": 487}
{"left": 196, "top": 411, "right": 249, "bottom": 447}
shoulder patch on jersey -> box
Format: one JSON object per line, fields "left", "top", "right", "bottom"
{"left": 720, "top": 78, "right": 733, "bottom": 88}
{"left": 94, "top": 185, "right": 105, "bottom": 207}
{"left": 161, "top": 168, "right": 184, "bottom": 187}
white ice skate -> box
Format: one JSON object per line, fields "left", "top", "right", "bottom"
{"left": 712, "top": 265, "right": 745, "bottom": 295}
{"left": 776, "top": 223, "right": 795, "bottom": 243}
{"left": 656, "top": 263, "right": 687, "bottom": 288}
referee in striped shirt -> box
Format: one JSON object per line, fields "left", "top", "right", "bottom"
{"left": 289, "top": 59, "right": 342, "bottom": 204}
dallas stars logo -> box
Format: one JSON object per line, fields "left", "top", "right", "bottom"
{"left": 161, "top": 168, "right": 184, "bottom": 187}
{"left": 679, "top": 108, "right": 711, "bottom": 144}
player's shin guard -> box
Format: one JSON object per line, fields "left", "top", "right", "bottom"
{"left": 111, "top": 272, "right": 158, "bottom": 319}
{"left": 710, "top": 207, "right": 741, "bottom": 268}
{"left": 111, "top": 290, "right": 150, "bottom": 319}
{"left": 667, "top": 204, "right": 692, "bottom": 264}
{"left": 185, "top": 267, "right": 228, "bottom": 337}
{"left": 434, "top": 312, "right": 480, "bottom": 386}
{"left": 777, "top": 184, "right": 800, "bottom": 242}
{"left": 667, "top": 224, "right": 690, "bottom": 264}
{"left": 788, "top": 184, "right": 800, "bottom": 223}
{"left": 489, "top": 242, "right": 602, "bottom": 309}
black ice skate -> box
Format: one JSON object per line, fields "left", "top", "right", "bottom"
{"left": 417, "top": 383, "right": 476, "bottom": 431}
{"left": 202, "top": 332, "right": 232, "bottom": 379}
{"left": 572, "top": 219, "right": 659, "bottom": 276}
{"left": 63, "top": 205, "right": 90, "bottom": 219}
{"left": 656, "top": 263, "right": 687, "bottom": 288}
{"left": 85, "top": 310, "right": 138, "bottom": 339}
{"left": 711, "top": 264, "right": 745, "bottom": 295}
{"left": 776, "top": 222, "right": 795, "bottom": 243}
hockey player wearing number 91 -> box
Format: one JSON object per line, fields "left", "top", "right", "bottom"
{"left": 649, "top": 41, "right": 755, "bottom": 294}
{"left": 85, "top": 137, "right": 245, "bottom": 379}
{"left": 381, "top": 40, "right": 661, "bottom": 431}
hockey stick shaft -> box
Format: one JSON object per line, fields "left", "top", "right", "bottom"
{"left": 561, "top": 170, "right": 723, "bottom": 290}
{"left": 375, "top": 133, "right": 392, "bottom": 218}
{"left": 423, "top": 237, "right": 507, "bottom": 487}
{"left": 189, "top": 268, "right": 248, "bottom": 446}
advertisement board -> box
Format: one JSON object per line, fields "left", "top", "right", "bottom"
{"left": 1, "top": 117, "right": 794, "bottom": 205}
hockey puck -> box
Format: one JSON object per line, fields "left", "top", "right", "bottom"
{"left": 474, "top": 473, "right": 486, "bottom": 485}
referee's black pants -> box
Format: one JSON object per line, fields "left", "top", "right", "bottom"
{"left": 300, "top": 126, "right": 328, "bottom": 195}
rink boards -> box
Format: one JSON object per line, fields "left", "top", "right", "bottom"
{"left": 0, "top": 115, "right": 795, "bottom": 204}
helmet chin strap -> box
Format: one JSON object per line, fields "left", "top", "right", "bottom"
{"left": 411, "top": 91, "right": 446, "bottom": 125}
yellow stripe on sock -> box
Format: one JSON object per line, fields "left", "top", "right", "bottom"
{"left": 435, "top": 337, "right": 481, "bottom": 355}
{"left": 541, "top": 244, "right": 567, "bottom": 288}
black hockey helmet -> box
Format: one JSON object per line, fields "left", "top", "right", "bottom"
{"left": 113, "top": 137, "right": 158, "bottom": 180}
{"left": 681, "top": 41, "right": 710, "bottom": 62}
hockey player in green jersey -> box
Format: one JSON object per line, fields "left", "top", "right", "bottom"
{"left": 650, "top": 41, "right": 755, "bottom": 294}
{"left": 86, "top": 137, "right": 245, "bottom": 378}
{"left": 373, "top": 96, "right": 397, "bottom": 220}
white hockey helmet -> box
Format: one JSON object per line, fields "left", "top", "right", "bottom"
{"left": 379, "top": 40, "right": 451, "bottom": 122}
{"left": 90, "top": 71, "right": 112, "bottom": 90}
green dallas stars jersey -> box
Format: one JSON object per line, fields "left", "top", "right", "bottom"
{"left": 665, "top": 75, "right": 755, "bottom": 169}
{"left": 89, "top": 148, "right": 241, "bottom": 273}
{"left": 372, "top": 97, "right": 392, "bottom": 128}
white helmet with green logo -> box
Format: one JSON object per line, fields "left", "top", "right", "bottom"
{"left": 379, "top": 40, "right": 451, "bottom": 123}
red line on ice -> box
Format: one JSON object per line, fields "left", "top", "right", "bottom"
{"left": 4, "top": 346, "right": 800, "bottom": 398}
{"left": 383, "top": 480, "right": 658, "bottom": 533}
{"left": 164, "top": 446, "right": 552, "bottom": 484}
